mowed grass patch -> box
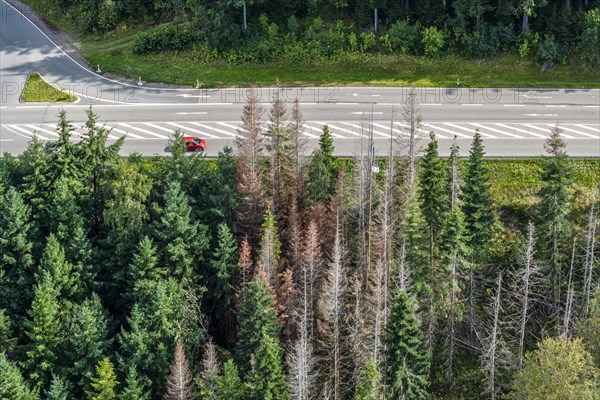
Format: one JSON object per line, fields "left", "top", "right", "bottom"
{"left": 21, "top": 73, "right": 77, "bottom": 102}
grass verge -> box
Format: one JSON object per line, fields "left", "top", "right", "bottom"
{"left": 82, "top": 40, "right": 600, "bottom": 88}
{"left": 21, "top": 73, "right": 78, "bottom": 102}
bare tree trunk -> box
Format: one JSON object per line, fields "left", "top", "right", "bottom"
{"left": 483, "top": 274, "right": 503, "bottom": 400}
{"left": 583, "top": 192, "right": 597, "bottom": 318}
{"left": 164, "top": 341, "right": 195, "bottom": 400}
{"left": 243, "top": 1, "right": 247, "bottom": 31}
{"left": 517, "top": 222, "right": 536, "bottom": 370}
{"left": 562, "top": 237, "right": 577, "bottom": 336}
{"left": 374, "top": 8, "right": 379, "bottom": 33}
{"left": 318, "top": 214, "right": 346, "bottom": 400}
{"left": 403, "top": 87, "right": 421, "bottom": 192}
{"left": 446, "top": 257, "right": 457, "bottom": 386}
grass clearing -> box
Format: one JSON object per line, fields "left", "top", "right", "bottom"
{"left": 21, "top": 73, "right": 78, "bottom": 103}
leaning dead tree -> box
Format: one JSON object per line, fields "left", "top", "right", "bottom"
{"left": 583, "top": 191, "right": 597, "bottom": 318}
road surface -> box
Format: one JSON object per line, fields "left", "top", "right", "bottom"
{"left": 1, "top": 0, "right": 599, "bottom": 157}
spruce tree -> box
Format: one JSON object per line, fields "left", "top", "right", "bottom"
{"left": 536, "top": 126, "right": 574, "bottom": 305}
{"left": 383, "top": 290, "right": 430, "bottom": 400}
{"left": 153, "top": 181, "right": 208, "bottom": 282}
{"left": 257, "top": 209, "right": 282, "bottom": 287}
{"left": 23, "top": 272, "right": 64, "bottom": 392}
{"left": 306, "top": 125, "right": 337, "bottom": 203}
{"left": 462, "top": 131, "right": 495, "bottom": 257}
{"left": 245, "top": 334, "right": 290, "bottom": 400}
{"left": 207, "top": 223, "right": 239, "bottom": 343}
{"left": 48, "top": 110, "right": 79, "bottom": 184}
{"left": 86, "top": 357, "right": 119, "bottom": 400}
{"left": 216, "top": 360, "right": 244, "bottom": 400}
{"left": 235, "top": 275, "right": 281, "bottom": 375}
{"left": 356, "top": 357, "right": 382, "bottom": 400}
{"left": 46, "top": 375, "right": 71, "bottom": 400}
{"left": 38, "top": 234, "right": 79, "bottom": 302}
{"left": 0, "top": 187, "right": 34, "bottom": 320}
{"left": 126, "top": 236, "right": 165, "bottom": 302}
{"left": 65, "top": 294, "right": 112, "bottom": 396}
{"left": 418, "top": 132, "right": 447, "bottom": 265}
{"left": 120, "top": 366, "right": 151, "bottom": 400}
{"left": 0, "top": 353, "right": 39, "bottom": 400}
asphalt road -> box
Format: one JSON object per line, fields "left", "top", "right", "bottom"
{"left": 1, "top": 0, "right": 599, "bottom": 157}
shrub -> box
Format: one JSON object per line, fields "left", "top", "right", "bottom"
{"left": 422, "top": 26, "right": 445, "bottom": 57}
{"left": 133, "top": 24, "right": 196, "bottom": 54}
{"left": 467, "top": 23, "right": 515, "bottom": 56}
{"left": 518, "top": 30, "right": 539, "bottom": 59}
{"left": 536, "top": 33, "right": 561, "bottom": 67}
{"left": 387, "top": 19, "right": 422, "bottom": 54}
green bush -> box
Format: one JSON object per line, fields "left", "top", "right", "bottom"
{"left": 387, "top": 19, "right": 422, "bottom": 54}
{"left": 536, "top": 33, "right": 561, "bottom": 67}
{"left": 467, "top": 23, "right": 515, "bottom": 56}
{"left": 422, "top": 26, "right": 445, "bottom": 57}
{"left": 133, "top": 24, "right": 196, "bottom": 54}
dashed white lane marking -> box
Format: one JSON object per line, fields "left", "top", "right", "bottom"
{"left": 575, "top": 124, "right": 600, "bottom": 133}
{"left": 119, "top": 123, "right": 169, "bottom": 139}
{"left": 470, "top": 123, "right": 523, "bottom": 138}
{"left": 583, "top": 105, "right": 599, "bottom": 108}
{"left": 494, "top": 123, "right": 547, "bottom": 138}
{"left": 545, "top": 124, "right": 598, "bottom": 138}
{"left": 193, "top": 122, "right": 237, "bottom": 137}
{"left": 545, "top": 105, "right": 567, "bottom": 108}
{"left": 8, "top": 125, "right": 51, "bottom": 140}
{"left": 504, "top": 104, "right": 525, "bottom": 107}
{"left": 422, "top": 103, "right": 442, "bottom": 106}
{"left": 166, "top": 122, "right": 218, "bottom": 138}
{"left": 25, "top": 125, "right": 59, "bottom": 137}
{"left": 315, "top": 122, "right": 360, "bottom": 137}
{"left": 524, "top": 124, "right": 575, "bottom": 139}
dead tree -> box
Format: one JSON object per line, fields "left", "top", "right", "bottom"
{"left": 562, "top": 237, "right": 577, "bottom": 336}
{"left": 516, "top": 222, "right": 539, "bottom": 370}
{"left": 482, "top": 274, "right": 507, "bottom": 400}
{"left": 163, "top": 341, "right": 195, "bottom": 400}
{"left": 267, "top": 80, "right": 288, "bottom": 214}
{"left": 317, "top": 214, "right": 346, "bottom": 400}
{"left": 583, "top": 191, "right": 597, "bottom": 318}
{"left": 236, "top": 87, "right": 266, "bottom": 246}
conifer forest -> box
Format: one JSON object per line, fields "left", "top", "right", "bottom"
{"left": 0, "top": 89, "right": 599, "bottom": 399}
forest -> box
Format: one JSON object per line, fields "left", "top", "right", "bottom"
{"left": 32, "top": 0, "right": 600, "bottom": 68}
{"left": 0, "top": 87, "right": 599, "bottom": 399}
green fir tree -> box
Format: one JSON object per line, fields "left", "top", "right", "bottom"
{"left": 245, "top": 334, "right": 290, "bottom": 400}
{"left": 86, "top": 357, "right": 119, "bottom": 400}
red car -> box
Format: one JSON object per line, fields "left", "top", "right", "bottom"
{"left": 182, "top": 136, "right": 206, "bottom": 152}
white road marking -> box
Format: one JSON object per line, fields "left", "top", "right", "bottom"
{"left": 106, "top": 126, "right": 145, "bottom": 139}
{"left": 545, "top": 105, "right": 567, "bottom": 108}
{"left": 143, "top": 123, "right": 176, "bottom": 134}
{"left": 342, "top": 122, "right": 389, "bottom": 138}
{"left": 545, "top": 124, "right": 598, "bottom": 138}
{"left": 94, "top": 124, "right": 123, "bottom": 140}
{"left": 3, "top": 125, "right": 31, "bottom": 139}
{"left": 444, "top": 123, "right": 496, "bottom": 138}
{"left": 494, "top": 123, "right": 547, "bottom": 138}
{"left": 504, "top": 104, "right": 525, "bottom": 107}
{"left": 352, "top": 112, "right": 383, "bottom": 115}
{"left": 438, "top": 123, "right": 475, "bottom": 138}
{"left": 176, "top": 112, "right": 208, "bottom": 115}
{"left": 25, "top": 125, "right": 59, "bottom": 137}
{"left": 119, "top": 123, "right": 169, "bottom": 139}
{"left": 583, "top": 105, "right": 599, "bottom": 108}
{"left": 8, "top": 125, "right": 51, "bottom": 140}
{"left": 575, "top": 124, "right": 600, "bottom": 133}
{"left": 470, "top": 123, "right": 522, "bottom": 138}
{"left": 393, "top": 122, "right": 430, "bottom": 137}
{"left": 166, "top": 122, "right": 218, "bottom": 138}
{"left": 337, "top": 102, "right": 359, "bottom": 105}
{"left": 422, "top": 103, "right": 442, "bottom": 106}
{"left": 192, "top": 122, "right": 237, "bottom": 137}
{"left": 0, "top": 139, "right": 14, "bottom": 142}
{"left": 525, "top": 114, "right": 558, "bottom": 116}
{"left": 524, "top": 124, "right": 575, "bottom": 139}
{"left": 314, "top": 122, "right": 360, "bottom": 137}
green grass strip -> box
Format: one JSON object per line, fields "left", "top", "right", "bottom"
{"left": 21, "top": 73, "right": 77, "bottom": 103}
